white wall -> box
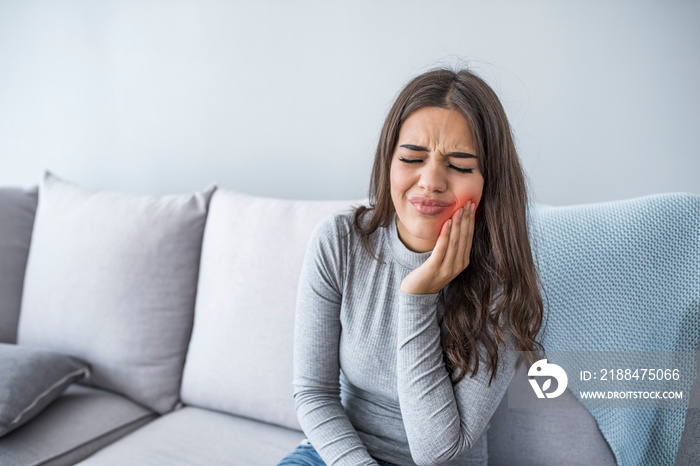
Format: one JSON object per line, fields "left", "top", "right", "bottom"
{"left": 1, "top": 0, "right": 698, "bottom": 205}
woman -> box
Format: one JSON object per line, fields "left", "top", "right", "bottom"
{"left": 279, "top": 68, "right": 544, "bottom": 465}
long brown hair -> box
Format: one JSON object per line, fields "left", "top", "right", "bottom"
{"left": 353, "top": 68, "right": 545, "bottom": 384}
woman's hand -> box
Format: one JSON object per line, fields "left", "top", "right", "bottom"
{"left": 400, "top": 202, "right": 476, "bottom": 295}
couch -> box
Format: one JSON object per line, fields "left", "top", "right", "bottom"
{"left": 0, "top": 172, "right": 697, "bottom": 466}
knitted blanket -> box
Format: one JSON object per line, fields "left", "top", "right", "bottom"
{"left": 528, "top": 193, "right": 700, "bottom": 466}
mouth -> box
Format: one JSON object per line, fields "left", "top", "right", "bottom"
{"left": 408, "top": 197, "right": 454, "bottom": 216}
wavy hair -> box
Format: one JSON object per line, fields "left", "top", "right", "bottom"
{"left": 353, "top": 68, "right": 545, "bottom": 384}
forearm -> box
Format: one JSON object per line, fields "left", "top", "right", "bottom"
{"left": 397, "top": 290, "right": 517, "bottom": 465}
{"left": 396, "top": 291, "right": 471, "bottom": 465}
{"left": 294, "top": 311, "right": 378, "bottom": 466}
{"left": 293, "top": 386, "right": 378, "bottom": 465}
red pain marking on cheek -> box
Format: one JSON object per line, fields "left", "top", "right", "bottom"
{"left": 468, "top": 197, "right": 481, "bottom": 210}
{"left": 452, "top": 197, "right": 472, "bottom": 213}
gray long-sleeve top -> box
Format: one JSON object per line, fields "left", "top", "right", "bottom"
{"left": 293, "top": 210, "right": 518, "bottom": 465}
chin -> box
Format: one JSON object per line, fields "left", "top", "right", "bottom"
{"left": 406, "top": 219, "right": 441, "bottom": 241}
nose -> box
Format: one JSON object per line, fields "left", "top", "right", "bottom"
{"left": 417, "top": 157, "right": 447, "bottom": 192}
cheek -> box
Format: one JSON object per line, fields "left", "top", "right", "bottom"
{"left": 454, "top": 184, "right": 484, "bottom": 210}
{"left": 389, "top": 163, "right": 410, "bottom": 199}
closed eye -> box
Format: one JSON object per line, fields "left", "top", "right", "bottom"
{"left": 448, "top": 164, "right": 473, "bottom": 174}
{"left": 399, "top": 157, "right": 474, "bottom": 174}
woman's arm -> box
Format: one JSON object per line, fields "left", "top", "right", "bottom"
{"left": 396, "top": 204, "right": 518, "bottom": 464}
{"left": 396, "top": 290, "right": 518, "bottom": 465}
{"left": 293, "top": 215, "right": 378, "bottom": 466}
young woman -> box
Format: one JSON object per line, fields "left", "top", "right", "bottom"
{"left": 279, "top": 68, "right": 544, "bottom": 466}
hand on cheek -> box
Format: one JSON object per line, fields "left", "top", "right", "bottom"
{"left": 400, "top": 201, "right": 477, "bottom": 295}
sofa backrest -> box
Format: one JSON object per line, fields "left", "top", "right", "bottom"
{"left": 180, "top": 188, "right": 366, "bottom": 431}
{"left": 0, "top": 186, "right": 38, "bottom": 344}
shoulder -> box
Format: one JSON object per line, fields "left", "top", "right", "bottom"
{"left": 302, "top": 209, "right": 368, "bottom": 292}
{"left": 307, "top": 210, "right": 355, "bottom": 256}
{"left": 311, "top": 209, "right": 355, "bottom": 239}
{"left": 307, "top": 205, "right": 389, "bottom": 268}
{"left": 306, "top": 208, "right": 368, "bottom": 260}
{"left": 311, "top": 204, "right": 378, "bottom": 243}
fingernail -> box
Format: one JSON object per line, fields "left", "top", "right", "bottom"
{"left": 471, "top": 202, "right": 476, "bottom": 213}
{"left": 448, "top": 219, "right": 452, "bottom": 228}
{"left": 458, "top": 208, "right": 464, "bottom": 217}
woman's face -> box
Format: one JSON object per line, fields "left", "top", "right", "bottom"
{"left": 390, "top": 106, "right": 485, "bottom": 253}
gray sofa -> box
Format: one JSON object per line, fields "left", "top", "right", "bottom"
{"left": 0, "top": 172, "right": 695, "bottom": 465}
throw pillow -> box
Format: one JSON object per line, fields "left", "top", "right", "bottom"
{"left": 180, "top": 188, "right": 365, "bottom": 430}
{"left": 0, "top": 343, "right": 89, "bottom": 437}
{"left": 0, "top": 187, "right": 38, "bottom": 343}
{"left": 17, "top": 172, "right": 215, "bottom": 414}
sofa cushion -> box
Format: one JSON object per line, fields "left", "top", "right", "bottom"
{"left": 181, "top": 189, "right": 365, "bottom": 430}
{"left": 76, "top": 406, "right": 305, "bottom": 465}
{"left": 488, "top": 361, "right": 616, "bottom": 466}
{"left": 0, "top": 186, "right": 38, "bottom": 344}
{"left": 17, "top": 172, "right": 215, "bottom": 414}
{"left": 0, "top": 384, "right": 156, "bottom": 466}
{"left": 0, "top": 343, "right": 90, "bottom": 437}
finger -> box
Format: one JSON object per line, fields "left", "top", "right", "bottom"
{"left": 443, "top": 206, "right": 463, "bottom": 272}
{"left": 463, "top": 202, "right": 476, "bottom": 266}
{"left": 454, "top": 204, "right": 470, "bottom": 271}
{"left": 430, "top": 216, "right": 452, "bottom": 265}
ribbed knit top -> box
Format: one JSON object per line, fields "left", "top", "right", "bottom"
{"left": 292, "top": 210, "right": 518, "bottom": 465}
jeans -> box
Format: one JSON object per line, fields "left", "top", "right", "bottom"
{"left": 277, "top": 439, "right": 398, "bottom": 466}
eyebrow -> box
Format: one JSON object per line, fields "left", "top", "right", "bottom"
{"left": 399, "top": 144, "right": 477, "bottom": 159}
